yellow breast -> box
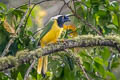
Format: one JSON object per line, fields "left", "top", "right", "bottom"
{"left": 41, "top": 20, "right": 63, "bottom": 46}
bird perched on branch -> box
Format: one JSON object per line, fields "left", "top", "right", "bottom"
{"left": 37, "top": 14, "right": 73, "bottom": 77}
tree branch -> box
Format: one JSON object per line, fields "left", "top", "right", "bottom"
{"left": 0, "top": 35, "right": 120, "bottom": 71}
{"left": 1, "top": 0, "right": 53, "bottom": 57}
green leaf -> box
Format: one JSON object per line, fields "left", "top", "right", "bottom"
{"left": 82, "top": 0, "right": 91, "bottom": 8}
{"left": 95, "top": 10, "right": 111, "bottom": 26}
{"left": 76, "top": 4, "right": 87, "bottom": 19}
{"left": 20, "top": 5, "right": 28, "bottom": 10}
{"left": 93, "top": 57, "right": 105, "bottom": 76}
{"left": 7, "top": 8, "right": 14, "bottom": 14}
{"left": 107, "top": 24, "right": 117, "bottom": 29}
{"left": 0, "top": 72, "right": 10, "bottom": 80}
{"left": 17, "top": 72, "right": 23, "bottom": 80}
{"left": 105, "top": 71, "right": 116, "bottom": 80}
{"left": 74, "top": 1, "right": 80, "bottom": 7}
{"left": 112, "top": 13, "right": 118, "bottom": 26}
{"left": 94, "top": 61, "right": 105, "bottom": 76}
{"left": 79, "top": 50, "right": 93, "bottom": 60}
{"left": 27, "top": 17, "right": 33, "bottom": 27}
{"left": 54, "top": 67, "right": 63, "bottom": 78}
{"left": 109, "top": 1, "right": 119, "bottom": 12}
{"left": 63, "top": 64, "right": 75, "bottom": 80}
{"left": 90, "top": 0, "right": 108, "bottom": 5}
{"left": 37, "top": 74, "right": 42, "bottom": 80}
{"left": 111, "top": 61, "right": 120, "bottom": 69}
{"left": 65, "top": 55, "right": 74, "bottom": 71}
{"left": 94, "top": 57, "right": 104, "bottom": 65}
{"left": 11, "top": 64, "right": 30, "bottom": 79}
{"left": 0, "top": 2, "right": 7, "bottom": 11}
{"left": 83, "top": 61, "right": 93, "bottom": 71}
{"left": 48, "top": 56, "right": 62, "bottom": 78}
{"left": 26, "top": 30, "right": 33, "bottom": 35}
{"left": 100, "top": 47, "right": 110, "bottom": 61}
{"left": 90, "top": 0, "right": 101, "bottom": 5}
{"left": 12, "top": 9, "right": 24, "bottom": 18}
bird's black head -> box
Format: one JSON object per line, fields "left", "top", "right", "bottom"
{"left": 57, "top": 15, "right": 70, "bottom": 28}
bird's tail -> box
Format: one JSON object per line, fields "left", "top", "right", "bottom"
{"left": 37, "top": 56, "right": 48, "bottom": 77}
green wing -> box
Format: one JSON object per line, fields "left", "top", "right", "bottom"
{"left": 35, "top": 20, "right": 54, "bottom": 46}
{"left": 39, "top": 20, "right": 54, "bottom": 40}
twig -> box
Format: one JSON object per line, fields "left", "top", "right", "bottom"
{"left": 63, "top": 0, "right": 102, "bottom": 36}
{"left": 72, "top": 0, "right": 77, "bottom": 14}
{"left": 0, "top": 35, "right": 120, "bottom": 71}
{"left": 107, "top": 53, "right": 115, "bottom": 71}
{"left": 24, "top": 0, "right": 52, "bottom": 29}
{"left": 24, "top": 59, "right": 36, "bottom": 80}
{"left": 76, "top": 57, "right": 90, "bottom": 80}
{"left": 14, "top": 0, "right": 53, "bottom": 10}
{"left": 16, "top": 1, "right": 30, "bottom": 33}
{"left": 58, "top": 3, "right": 66, "bottom": 14}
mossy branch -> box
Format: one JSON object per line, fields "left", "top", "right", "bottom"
{"left": 0, "top": 35, "right": 120, "bottom": 71}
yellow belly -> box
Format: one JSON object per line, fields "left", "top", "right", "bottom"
{"left": 40, "top": 20, "right": 63, "bottom": 46}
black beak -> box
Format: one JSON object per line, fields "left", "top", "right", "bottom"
{"left": 64, "top": 18, "right": 70, "bottom": 22}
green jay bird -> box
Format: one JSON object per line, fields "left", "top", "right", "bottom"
{"left": 37, "top": 14, "right": 71, "bottom": 77}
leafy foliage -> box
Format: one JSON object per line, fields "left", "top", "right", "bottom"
{"left": 0, "top": 0, "right": 120, "bottom": 80}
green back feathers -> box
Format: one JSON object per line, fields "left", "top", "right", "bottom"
{"left": 35, "top": 20, "right": 54, "bottom": 46}
{"left": 39, "top": 21, "right": 54, "bottom": 40}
